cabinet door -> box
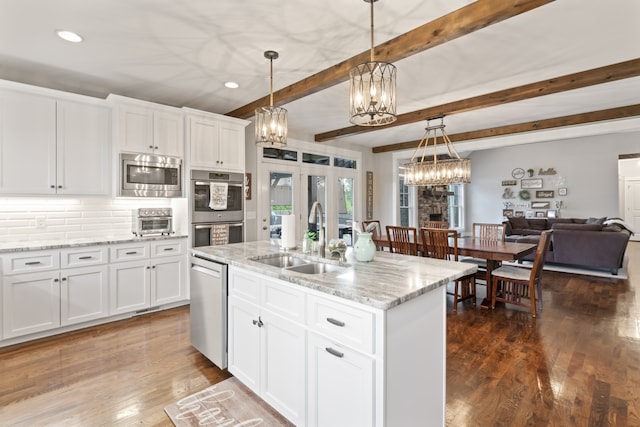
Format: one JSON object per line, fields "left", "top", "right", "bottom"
{"left": 0, "top": 89, "right": 56, "bottom": 194}
{"left": 117, "top": 103, "right": 153, "bottom": 153}
{"left": 153, "top": 110, "right": 183, "bottom": 157}
{"left": 187, "top": 115, "right": 220, "bottom": 168}
{"left": 218, "top": 122, "right": 245, "bottom": 172}
{"left": 307, "top": 333, "right": 374, "bottom": 427}
{"left": 109, "top": 260, "right": 150, "bottom": 315}
{"left": 56, "top": 100, "right": 111, "bottom": 195}
{"left": 228, "top": 295, "right": 261, "bottom": 394}
{"left": 2, "top": 271, "right": 60, "bottom": 338}
{"left": 150, "top": 255, "right": 185, "bottom": 306}
{"left": 61, "top": 265, "right": 109, "bottom": 326}
{"left": 261, "top": 311, "right": 305, "bottom": 425}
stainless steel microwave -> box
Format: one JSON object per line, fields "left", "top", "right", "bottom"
{"left": 120, "top": 153, "right": 182, "bottom": 197}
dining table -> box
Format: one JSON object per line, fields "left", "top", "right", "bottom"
{"left": 372, "top": 236, "right": 537, "bottom": 308}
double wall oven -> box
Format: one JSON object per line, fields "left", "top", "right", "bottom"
{"left": 191, "top": 170, "right": 244, "bottom": 247}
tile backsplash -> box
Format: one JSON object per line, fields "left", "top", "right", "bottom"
{"left": 0, "top": 197, "right": 187, "bottom": 243}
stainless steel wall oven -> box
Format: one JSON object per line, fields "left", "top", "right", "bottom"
{"left": 191, "top": 170, "right": 244, "bottom": 247}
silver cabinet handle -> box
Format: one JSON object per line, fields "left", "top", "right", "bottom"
{"left": 163, "top": 248, "right": 174, "bottom": 251}
{"left": 79, "top": 256, "right": 93, "bottom": 260}
{"left": 325, "top": 347, "right": 344, "bottom": 358}
{"left": 326, "top": 317, "right": 345, "bottom": 327}
{"left": 126, "top": 251, "right": 137, "bottom": 255}
{"left": 25, "top": 261, "right": 42, "bottom": 265}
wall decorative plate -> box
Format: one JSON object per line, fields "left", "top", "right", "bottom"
{"left": 511, "top": 168, "right": 525, "bottom": 179}
{"left": 519, "top": 189, "right": 531, "bottom": 200}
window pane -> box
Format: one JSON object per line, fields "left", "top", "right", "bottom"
{"left": 263, "top": 148, "right": 298, "bottom": 161}
{"left": 334, "top": 157, "right": 357, "bottom": 169}
{"left": 337, "top": 177, "right": 354, "bottom": 246}
{"left": 303, "top": 153, "right": 330, "bottom": 165}
{"left": 269, "top": 172, "right": 293, "bottom": 238}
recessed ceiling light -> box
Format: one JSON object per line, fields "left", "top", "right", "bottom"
{"left": 224, "top": 81, "right": 239, "bottom": 89}
{"left": 56, "top": 30, "right": 83, "bottom": 43}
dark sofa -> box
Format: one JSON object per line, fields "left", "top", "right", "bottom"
{"left": 503, "top": 217, "right": 632, "bottom": 274}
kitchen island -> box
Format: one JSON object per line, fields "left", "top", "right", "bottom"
{"left": 192, "top": 240, "right": 476, "bottom": 427}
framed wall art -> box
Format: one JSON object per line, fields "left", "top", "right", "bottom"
{"left": 531, "top": 201, "right": 550, "bottom": 209}
{"left": 525, "top": 211, "right": 534, "bottom": 218}
{"left": 502, "top": 209, "right": 514, "bottom": 218}
{"left": 546, "top": 210, "right": 557, "bottom": 218}
{"left": 521, "top": 178, "right": 543, "bottom": 189}
{"left": 535, "top": 211, "right": 546, "bottom": 218}
{"left": 558, "top": 187, "right": 567, "bottom": 196}
{"left": 536, "top": 190, "right": 554, "bottom": 198}
{"left": 502, "top": 179, "right": 517, "bottom": 186}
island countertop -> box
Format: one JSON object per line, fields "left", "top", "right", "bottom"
{"left": 192, "top": 240, "right": 476, "bottom": 310}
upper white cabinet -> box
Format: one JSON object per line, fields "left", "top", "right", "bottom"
{"left": 184, "top": 108, "right": 248, "bottom": 172}
{"left": 109, "top": 94, "right": 184, "bottom": 157}
{"left": 0, "top": 86, "right": 110, "bottom": 195}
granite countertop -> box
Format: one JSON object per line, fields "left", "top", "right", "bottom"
{"left": 0, "top": 234, "right": 189, "bottom": 254}
{"left": 192, "top": 240, "right": 477, "bottom": 310}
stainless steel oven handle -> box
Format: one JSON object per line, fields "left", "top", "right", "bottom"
{"left": 194, "top": 182, "right": 243, "bottom": 187}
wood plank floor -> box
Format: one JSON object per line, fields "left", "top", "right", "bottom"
{"left": 1, "top": 241, "right": 638, "bottom": 426}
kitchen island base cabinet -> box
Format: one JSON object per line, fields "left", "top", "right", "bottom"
{"left": 227, "top": 265, "right": 446, "bottom": 427}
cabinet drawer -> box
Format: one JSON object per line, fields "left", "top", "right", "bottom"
{"left": 110, "top": 243, "right": 149, "bottom": 262}
{"left": 61, "top": 246, "right": 108, "bottom": 268}
{"left": 307, "top": 295, "right": 375, "bottom": 354}
{"left": 151, "top": 239, "right": 185, "bottom": 258}
{"left": 1, "top": 250, "right": 59, "bottom": 275}
{"left": 261, "top": 278, "right": 305, "bottom": 324}
{"left": 228, "top": 267, "right": 260, "bottom": 304}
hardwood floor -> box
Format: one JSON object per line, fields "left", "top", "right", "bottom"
{"left": 1, "top": 242, "right": 638, "bottom": 426}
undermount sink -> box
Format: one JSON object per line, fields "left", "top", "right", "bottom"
{"left": 251, "top": 254, "right": 310, "bottom": 268}
{"left": 285, "top": 262, "right": 347, "bottom": 275}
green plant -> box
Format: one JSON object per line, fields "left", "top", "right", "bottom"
{"left": 304, "top": 230, "right": 317, "bottom": 241}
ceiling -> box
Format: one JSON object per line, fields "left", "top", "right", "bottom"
{"left": 1, "top": 0, "right": 639, "bottom": 156}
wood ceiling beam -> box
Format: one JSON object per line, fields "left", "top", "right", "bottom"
{"left": 372, "top": 104, "right": 640, "bottom": 154}
{"left": 317, "top": 58, "right": 640, "bottom": 142}
{"left": 225, "top": 0, "right": 554, "bottom": 119}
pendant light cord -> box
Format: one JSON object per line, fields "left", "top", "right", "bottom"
{"left": 370, "top": 0, "right": 375, "bottom": 62}
{"left": 269, "top": 58, "right": 274, "bottom": 108}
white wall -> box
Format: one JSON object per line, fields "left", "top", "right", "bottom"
{"left": 466, "top": 131, "right": 640, "bottom": 229}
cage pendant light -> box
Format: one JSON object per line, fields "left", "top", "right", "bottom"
{"left": 255, "top": 50, "right": 288, "bottom": 147}
{"left": 349, "top": 0, "right": 397, "bottom": 127}
{"left": 404, "top": 118, "right": 471, "bottom": 186}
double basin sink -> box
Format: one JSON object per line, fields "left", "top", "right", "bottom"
{"left": 250, "top": 253, "right": 348, "bottom": 275}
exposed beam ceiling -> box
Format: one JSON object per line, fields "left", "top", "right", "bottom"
{"left": 373, "top": 104, "right": 640, "bottom": 153}
{"left": 317, "top": 58, "right": 640, "bottom": 143}
{"left": 225, "top": 0, "right": 554, "bottom": 119}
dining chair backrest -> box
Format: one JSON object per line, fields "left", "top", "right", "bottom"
{"left": 529, "top": 230, "right": 553, "bottom": 285}
{"left": 421, "top": 228, "right": 458, "bottom": 261}
{"left": 425, "top": 220, "right": 449, "bottom": 229}
{"left": 472, "top": 223, "right": 506, "bottom": 243}
{"left": 385, "top": 225, "right": 418, "bottom": 256}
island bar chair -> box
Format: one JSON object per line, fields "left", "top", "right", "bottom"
{"left": 490, "top": 230, "right": 553, "bottom": 317}
{"left": 421, "top": 228, "right": 477, "bottom": 311}
{"left": 385, "top": 225, "right": 418, "bottom": 256}
{"left": 362, "top": 220, "right": 384, "bottom": 250}
{"left": 461, "top": 222, "right": 507, "bottom": 282}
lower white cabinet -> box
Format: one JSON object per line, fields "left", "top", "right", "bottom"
{"left": 2, "top": 271, "right": 61, "bottom": 338}
{"left": 61, "top": 265, "right": 109, "bottom": 326}
{"left": 109, "top": 240, "right": 186, "bottom": 315}
{"left": 228, "top": 268, "right": 305, "bottom": 426}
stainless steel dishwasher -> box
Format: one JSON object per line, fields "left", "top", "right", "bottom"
{"left": 189, "top": 253, "right": 228, "bottom": 369}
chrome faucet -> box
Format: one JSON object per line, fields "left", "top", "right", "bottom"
{"left": 308, "top": 201, "right": 325, "bottom": 258}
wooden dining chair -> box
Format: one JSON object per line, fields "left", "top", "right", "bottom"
{"left": 385, "top": 226, "right": 418, "bottom": 256}
{"left": 490, "top": 230, "right": 552, "bottom": 317}
{"left": 461, "top": 223, "right": 506, "bottom": 282}
{"left": 363, "top": 220, "right": 384, "bottom": 250}
{"left": 425, "top": 220, "right": 449, "bottom": 229}
{"left": 421, "top": 227, "right": 477, "bottom": 311}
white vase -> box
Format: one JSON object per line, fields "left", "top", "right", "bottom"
{"left": 354, "top": 232, "right": 376, "bottom": 262}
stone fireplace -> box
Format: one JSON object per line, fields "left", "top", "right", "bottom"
{"left": 418, "top": 186, "right": 452, "bottom": 227}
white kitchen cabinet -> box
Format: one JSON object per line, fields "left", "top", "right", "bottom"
{"left": 60, "top": 265, "right": 109, "bottom": 326}
{"left": 228, "top": 267, "right": 305, "bottom": 425}
{"left": 184, "top": 109, "right": 248, "bottom": 172}
{"left": 110, "top": 95, "right": 184, "bottom": 157}
{"left": 109, "top": 239, "right": 187, "bottom": 315}
{"left": 0, "top": 88, "right": 110, "bottom": 195}
{"left": 307, "top": 332, "right": 374, "bottom": 427}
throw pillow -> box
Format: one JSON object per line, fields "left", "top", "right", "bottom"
{"left": 527, "top": 218, "right": 548, "bottom": 230}
{"left": 586, "top": 216, "right": 606, "bottom": 224}
{"left": 509, "top": 216, "right": 529, "bottom": 230}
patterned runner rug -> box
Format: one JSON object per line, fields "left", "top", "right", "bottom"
{"left": 164, "top": 377, "right": 293, "bottom": 426}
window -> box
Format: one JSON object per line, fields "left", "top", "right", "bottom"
{"left": 399, "top": 177, "right": 409, "bottom": 227}
{"left": 334, "top": 157, "right": 357, "bottom": 169}
{"left": 263, "top": 148, "right": 298, "bottom": 161}
{"left": 448, "top": 184, "right": 464, "bottom": 229}
{"left": 302, "top": 153, "right": 330, "bottom": 165}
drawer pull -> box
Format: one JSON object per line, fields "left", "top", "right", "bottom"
{"left": 326, "top": 317, "right": 345, "bottom": 327}
{"left": 163, "top": 248, "right": 174, "bottom": 251}
{"left": 125, "top": 251, "right": 138, "bottom": 255}
{"left": 325, "top": 347, "right": 344, "bottom": 358}
{"left": 25, "top": 261, "right": 42, "bottom": 265}
{"left": 78, "top": 256, "right": 93, "bottom": 260}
